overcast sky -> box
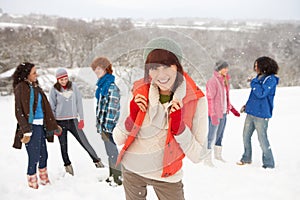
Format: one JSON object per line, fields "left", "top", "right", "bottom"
{"left": 1, "top": 0, "right": 300, "bottom": 20}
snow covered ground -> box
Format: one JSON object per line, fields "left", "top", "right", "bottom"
{"left": 0, "top": 86, "right": 299, "bottom": 200}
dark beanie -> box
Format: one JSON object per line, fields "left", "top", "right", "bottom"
{"left": 215, "top": 60, "right": 229, "bottom": 71}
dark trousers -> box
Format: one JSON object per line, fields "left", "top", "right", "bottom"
{"left": 101, "top": 132, "right": 121, "bottom": 173}
{"left": 57, "top": 119, "right": 100, "bottom": 166}
{"left": 25, "top": 124, "right": 48, "bottom": 175}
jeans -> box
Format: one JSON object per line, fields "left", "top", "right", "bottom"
{"left": 57, "top": 119, "right": 100, "bottom": 166}
{"left": 101, "top": 132, "right": 121, "bottom": 172}
{"left": 207, "top": 114, "right": 227, "bottom": 149}
{"left": 241, "top": 114, "right": 275, "bottom": 168}
{"left": 25, "top": 125, "right": 48, "bottom": 175}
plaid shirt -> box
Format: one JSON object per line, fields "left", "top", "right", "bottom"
{"left": 96, "top": 83, "right": 120, "bottom": 134}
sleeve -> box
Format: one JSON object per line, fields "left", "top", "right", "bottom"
{"left": 206, "top": 79, "right": 217, "bottom": 116}
{"left": 48, "top": 87, "right": 57, "bottom": 118}
{"left": 250, "top": 76, "right": 277, "bottom": 99}
{"left": 112, "top": 92, "right": 132, "bottom": 146}
{"left": 14, "top": 85, "right": 31, "bottom": 134}
{"left": 73, "top": 83, "right": 84, "bottom": 120}
{"left": 174, "top": 97, "right": 209, "bottom": 163}
{"left": 102, "top": 84, "right": 120, "bottom": 133}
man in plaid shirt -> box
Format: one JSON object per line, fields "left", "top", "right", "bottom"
{"left": 91, "top": 57, "right": 122, "bottom": 186}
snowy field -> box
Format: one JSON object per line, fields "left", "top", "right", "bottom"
{"left": 0, "top": 86, "right": 299, "bottom": 200}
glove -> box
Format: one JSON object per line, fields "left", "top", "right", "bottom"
{"left": 78, "top": 120, "right": 84, "bottom": 130}
{"left": 54, "top": 125, "right": 62, "bottom": 136}
{"left": 170, "top": 109, "right": 185, "bottom": 136}
{"left": 125, "top": 98, "right": 140, "bottom": 131}
{"left": 211, "top": 115, "right": 219, "bottom": 126}
{"left": 230, "top": 107, "right": 240, "bottom": 117}
{"left": 240, "top": 105, "right": 246, "bottom": 113}
{"left": 21, "top": 132, "right": 32, "bottom": 143}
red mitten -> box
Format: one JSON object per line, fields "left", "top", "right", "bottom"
{"left": 230, "top": 107, "right": 240, "bottom": 117}
{"left": 211, "top": 115, "right": 219, "bottom": 126}
{"left": 78, "top": 120, "right": 84, "bottom": 129}
{"left": 170, "top": 109, "right": 185, "bottom": 136}
{"left": 125, "top": 98, "right": 140, "bottom": 131}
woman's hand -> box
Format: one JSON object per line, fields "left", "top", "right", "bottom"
{"left": 134, "top": 94, "right": 148, "bottom": 112}
{"left": 170, "top": 100, "right": 182, "bottom": 113}
{"left": 125, "top": 94, "right": 148, "bottom": 131}
{"left": 170, "top": 100, "right": 185, "bottom": 135}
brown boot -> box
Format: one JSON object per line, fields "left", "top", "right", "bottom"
{"left": 27, "top": 174, "right": 39, "bottom": 189}
{"left": 39, "top": 167, "right": 50, "bottom": 185}
{"left": 65, "top": 164, "right": 74, "bottom": 176}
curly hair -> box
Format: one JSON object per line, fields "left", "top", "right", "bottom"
{"left": 254, "top": 56, "right": 279, "bottom": 75}
{"left": 12, "top": 62, "right": 35, "bottom": 89}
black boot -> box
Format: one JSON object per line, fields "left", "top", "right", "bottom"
{"left": 105, "top": 167, "right": 113, "bottom": 183}
{"left": 111, "top": 168, "right": 122, "bottom": 186}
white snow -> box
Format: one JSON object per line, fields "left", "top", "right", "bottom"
{"left": 0, "top": 22, "right": 56, "bottom": 30}
{"left": 0, "top": 86, "right": 299, "bottom": 200}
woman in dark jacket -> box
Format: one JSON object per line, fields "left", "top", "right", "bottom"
{"left": 12, "top": 62, "right": 61, "bottom": 189}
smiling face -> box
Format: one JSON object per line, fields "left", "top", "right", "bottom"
{"left": 149, "top": 64, "right": 178, "bottom": 95}
{"left": 27, "top": 66, "right": 38, "bottom": 83}
{"left": 144, "top": 49, "right": 183, "bottom": 94}
{"left": 58, "top": 77, "right": 69, "bottom": 87}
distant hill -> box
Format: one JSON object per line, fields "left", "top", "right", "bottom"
{"left": 0, "top": 13, "right": 299, "bottom": 96}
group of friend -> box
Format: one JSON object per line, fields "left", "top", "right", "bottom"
{"left": 12, "top": 37, "right": 279, "bottom": 200}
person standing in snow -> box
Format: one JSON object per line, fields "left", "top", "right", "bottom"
{"left": 90, "top": 57, "right": 122, "bottom": 186}
{"left": 237, "top": 56, "right": 279, "bottom": 169}
{"left": 49, "top": 68, "right": 104, "bottom": 176}
{"left": 204, "top": 60, "right": 240, "bottom": 166}
{"left": 12, "top": 62, "right": 62, "bottom": 189}
{"left": 113, "top": 37, "right": 209, "bottom": 200}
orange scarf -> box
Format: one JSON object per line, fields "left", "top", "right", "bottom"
{"left": 116, "top": 72, "right": 205, "bottom": 177}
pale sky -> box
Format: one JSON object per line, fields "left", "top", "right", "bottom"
{"left": 1, "top": 0, "right": 300, "bottom": 20}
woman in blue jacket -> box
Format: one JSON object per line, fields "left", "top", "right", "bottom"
{"left": 237, "top": 56, "right": 279, "bottom": 169}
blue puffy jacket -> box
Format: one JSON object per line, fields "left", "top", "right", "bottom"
{"left": 245, "top": 74, "right": 279, "bottom": 118}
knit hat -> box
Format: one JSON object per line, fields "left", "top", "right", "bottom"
{"left": 56, "top": 68, "right": 68, "bottom": 79}
{"left": 215, "top": 60, "right": 229, "bottom": 71}
{"left": 143, "top": 37, "right": 183, "bottom": 63}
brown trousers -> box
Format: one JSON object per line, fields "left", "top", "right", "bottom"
{"left": 123, "top": 168, "right": 185, "bottom": 200}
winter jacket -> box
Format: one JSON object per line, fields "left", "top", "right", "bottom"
{"left": 245, "top": 74, "right": 279, "bottom": 118}
{"left": 96, "top": 83, "right": 120, "bottom": 134}
{"left": 113, "top": 73, "right": 208, "bottom": 183}
{"left": 49, "top": 83, "right": 84, "bottom": 120}
{"left": 13, "top": 81, "right": 58, "bottom": 149}
{"left": 206, "top": 71, "right": 231, "bottom": 119}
